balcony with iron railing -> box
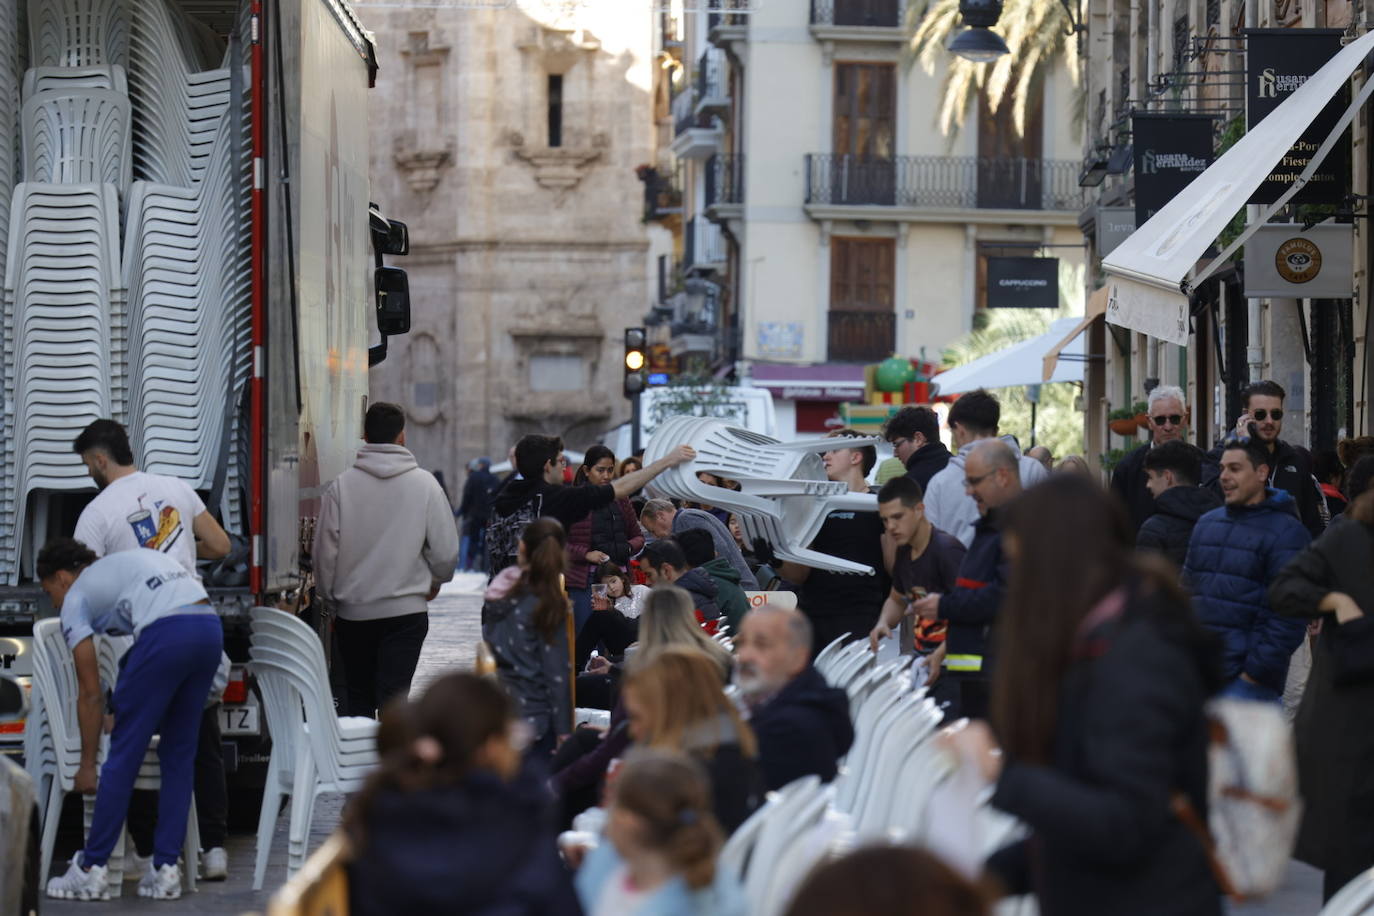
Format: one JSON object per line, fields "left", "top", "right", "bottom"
{"left": 828, "top": 309, "right": 896, "bottom": 362}
{"left": 810, "top": 0, "right": 907, "bottom": 36}
{"left": 684, "top": 215, "right": 727, "bottom": 272}
{"left": 804, "top": 154, "right": 1084, "bottom": 215}
{"left": 641, "top": 164, "right": 683, "bottom": 222}
{"left": 695, "top": 47, "right": 729, "bottom": 116}
{"left": 659, "top": 10, "right": 684, "bottom": 56}
{"left": 671, "top": 84, "right": 722, "bottom": 160}
{"left": 705, "top": 153, "right": 744, "bottom": 215}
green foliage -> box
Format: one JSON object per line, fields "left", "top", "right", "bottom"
{"left": 1100, "top": 447, "right": 1130, "bottom": 472}
{"left": 940, "top": 310, "right": 1084, "bottom": 459}
{"left": 644, "top": 378, "right": 741, "bottom": 438}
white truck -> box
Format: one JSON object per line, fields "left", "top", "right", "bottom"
{"left": 0, "top": 0, "right": 410, "bottom": 816}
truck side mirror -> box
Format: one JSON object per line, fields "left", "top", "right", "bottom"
{"left": 375, "top": 266, "right": 411, "bottom": 336}
{"left": 383, "top": 219, "right": 409, "bottom": 256}
{"left": 0, "top": 674, "right": 27, "bottom": 721}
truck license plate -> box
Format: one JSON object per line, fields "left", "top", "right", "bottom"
{"left": 219, "top": 705, "right": 260, "bottom": 736}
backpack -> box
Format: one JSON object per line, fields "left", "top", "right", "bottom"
{"left": 484, "top": 492, "right": 542, "bottom": 578}
{"left": 1173, "top": 697, "right": 1302, "bottom": 901}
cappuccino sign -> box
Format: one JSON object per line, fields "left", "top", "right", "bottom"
{"left": 986, "top": 257, "right": 1059, "bottom": 309}
{"left": 1244, "top": 223, "right": 1353, "bottom": 298}
{"left": 1246, "top": 29, "right": 1349, "bottom": 205}
{"left": 1131, "top": 113, "right": 1216, "bottom": 226}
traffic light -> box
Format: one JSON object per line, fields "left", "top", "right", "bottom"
{"left": 624, "top": 327, "right": 647, "bottom": 398}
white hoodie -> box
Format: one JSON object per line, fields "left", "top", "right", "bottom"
{"left": 923, "top": 435, "right": 1049, "bottom": 547}
{"left": 313, "top": 444, "right": 460, "bottom": 621}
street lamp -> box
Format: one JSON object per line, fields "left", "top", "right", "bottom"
{"left": 947, "top": 0, "right": 1009, "bottom": 64}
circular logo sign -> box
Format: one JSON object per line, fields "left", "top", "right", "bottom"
{"left": 1275, "top": 237, "right": 1322, "bottom": 284}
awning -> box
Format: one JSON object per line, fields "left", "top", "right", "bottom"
{"left": 1042, "top": 285, "right": 1109, "bottom": 381}
{"left": 932, "top": 317, "right": 1086, "bottom": 396}
{"left": 749, "top": 363, "right": 866, "bottom": 401}
{"left": 1102, "top": 29, "right": 1374, "bottom": 346}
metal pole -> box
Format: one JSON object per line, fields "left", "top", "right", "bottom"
{"left": 1031, "top": 401, "right": 1038, "bottom": 448}
{"left": 632, "top": 392, "right": 643, "bottom": 456}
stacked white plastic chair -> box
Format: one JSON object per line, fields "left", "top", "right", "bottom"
{"left": 643, "top": 416, "right": 882, "bottom": 574}
{"left": 1324, "top": 868, "right": 1374, "bottom": 916}
{"left": 723, "top": 634, "right": 1029, "bottom": 916}
{"left": 28, "top": 619, "right": 199, "bottom": 893}
{"left": 248, "top": 607, "right": 379, "bottom": 889}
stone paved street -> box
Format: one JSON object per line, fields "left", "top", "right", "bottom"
{"left": 43, "top": 574, "right": 487, "bottom": 915}
{"left": 43, "top": 571, "right": 1326, "bottom": 914}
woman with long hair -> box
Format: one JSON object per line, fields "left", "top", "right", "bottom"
{"left": 623, "top": 647, "right": 764, "bottom": 832}
{"left": 575, "top": 750, "right": 745, "bottom": 915}
{"left": 480, "top": 517, "right": 573, "bottom": 755}
{"left": 343, "top": 673, "right": 579, "bottom": 915}
{"left": 946, "top": 475, "right": 1222, "bottom": 916}
{"left": 569, "top": 446, "right": 646, "bottom": 665}
{"left": 553, "top": 585, "right": 730, "bottom": 823}
{"left": 1271, "top": 455, "right": 1374, "bottom": 900}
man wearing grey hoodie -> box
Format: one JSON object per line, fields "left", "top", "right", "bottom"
{"left": 313, "top": 402, "right": 460, "bottom": 717}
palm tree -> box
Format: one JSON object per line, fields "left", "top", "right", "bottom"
{"left": 907, "top": 0, "right": 1075, "bottom": 141}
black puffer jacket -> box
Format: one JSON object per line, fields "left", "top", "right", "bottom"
{"left": 987, "top": 583, "right": 1223, "bottom": 916}
{"left": 1136, "top": 485, "right": 1222, "bottom": 567}
{"left": 750, "top": 665, "right": 854, "bottom": 790}
{"left": 676, "top": 568, "right": 722, "bottom": 621}
{"left": 904, "top": 441, "right": 952, "bottom": 491}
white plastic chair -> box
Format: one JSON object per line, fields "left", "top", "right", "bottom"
{"left": 741, "top": 777, "right": 827, "bottom": 907}
{"left": 1322, "top": 868, "right": 1374, "bottom": 916}
{"left": 28, "top": 621, "right": 199, "bottom": 893}
{"left": 719, "top": 775, "right": 821, "bottom": 881}
{"left": 248, "top": 607, "right": 378, "bottom": 888}
{"left": 812, "top": 635, "right": 849, "bottom": 678}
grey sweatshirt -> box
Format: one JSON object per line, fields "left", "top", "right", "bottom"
{"left": 313, "top": 444, "right": 460, "bottom": 621}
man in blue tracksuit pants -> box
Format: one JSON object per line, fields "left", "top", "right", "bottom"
{"left": 38, "top": 539, "right": 223, "bottom": 901}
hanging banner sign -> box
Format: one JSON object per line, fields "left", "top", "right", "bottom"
{"left": 1095, "top": 206, "right": 1136, "bottom": 257}
{"left": 1243, "top": 223, "right": 1354, "bottom": 298}
{"left": 987, "top": 257, "right": 1059, "bottom": 309}
{"left": 1132, "top": 113, "right": 1215, "bottom": 226}
{"left": 1246, "top": 29, "right": 1349, "bottom": 205}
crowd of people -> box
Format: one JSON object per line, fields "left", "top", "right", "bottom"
{"left": 37, "top": 380, "right": 1374, "bottom": 912}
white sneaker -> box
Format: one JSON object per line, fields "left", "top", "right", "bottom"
{"left": 46, "top": 854, "right": 111, "bottom": 901}
{"left": 124, "top": 851, "right": 153, "bottom": 882}
{"left": 136, "top": 862, "right": 182, "bottom": 900}
{"left": 202, "top": 846, "right": 228, "bottom": 880}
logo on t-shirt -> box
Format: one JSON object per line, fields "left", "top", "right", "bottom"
{"left": 128, "top": 503, "right": 184, "bottom": 553}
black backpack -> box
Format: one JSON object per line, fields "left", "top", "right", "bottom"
{"left": 484, "top": 492, "right": 542, "bottom": 578}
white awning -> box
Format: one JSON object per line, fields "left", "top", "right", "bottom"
{"left": 1102, "top": 29, "right": 1374, "bottom": 346}
{"left": 932, "top": 317, "right": 1086, "bottom": 396}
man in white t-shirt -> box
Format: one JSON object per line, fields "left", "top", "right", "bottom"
{"left": 73, "top": 420, "right": 230, "bottom": 570}
{"left": 70, "top": 418, "right": 234, "bottom": 883}
{"left": 40, "top": 544, "right": 223, "bottom": 902}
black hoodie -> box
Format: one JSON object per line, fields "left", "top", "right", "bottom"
{"left": 904, "top": 440, "right": 952, "bottom": 492}
{"left": 675, "top": 567, "right": 723, "bottom": 621}
{"left": 348, "top": 766, "right": 582, "bottom": 916}
{"left": 1136, "top": 485, "right": 1222, "bottom": 568}
{"left": 749, "top": 665, "right": 855, "bottom": 790}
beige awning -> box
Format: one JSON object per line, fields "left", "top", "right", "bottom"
{"left": 1042, "top": 285, "right": 1109, "bottom": 382}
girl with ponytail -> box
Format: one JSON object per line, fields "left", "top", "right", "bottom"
{"left": 481, "top": 517, "right": 574, "bottom": 754}
{"left": 575, "top": 749, "right": 746, "bottom": 916}
{"left": 343, "top": 673, "right": 580, "bottom": 915}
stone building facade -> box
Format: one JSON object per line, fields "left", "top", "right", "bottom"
{"left": 359, "top": 0, "right": 663, "bottom": 487}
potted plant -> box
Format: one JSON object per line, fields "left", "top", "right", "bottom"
{"left": 1132, "top": 401, "right": 1151, "bottom": 430}
{"left": 1100, "top": 447, "right": 1130, "bottom": 472}
{"left": 1107, "top": 405, "right": 1140, "bottom": 437}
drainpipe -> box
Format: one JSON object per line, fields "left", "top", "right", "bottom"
{"left": 1246, "top": 0, "right": 1264, "bottom": 382}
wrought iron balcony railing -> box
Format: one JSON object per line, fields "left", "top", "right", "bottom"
{"left": 804, "top": 154, "right": 1085, "bottom": 211}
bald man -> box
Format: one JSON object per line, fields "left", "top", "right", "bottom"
{"left": 735, "top": 605, "right": 854, "bottom": 790}
{"left": 911, "top": 439, "right": 1023, "bottom": 720}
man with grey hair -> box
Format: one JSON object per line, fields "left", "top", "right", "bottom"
{"left": 639, "top": 498, "right": 759, "bottom": 589}
{"left": 1111, "top": 384, "right": 1188, "bottom": 531}
{"left": 912, "top": 438, "right": 1023, "bottom": 719}
{"left": 735, "top": 604, "right": 853, "bottom": 790}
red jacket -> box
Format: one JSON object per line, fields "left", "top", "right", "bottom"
{"left": 564, "top": 497, "right": 644, "bottom": 589}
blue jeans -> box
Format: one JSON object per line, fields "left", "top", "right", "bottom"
{"left": 1220, "top": 676, "right": 1281, "bottom": 703}
{"left": 84, "top": 612, "right": 223, "bottom": 868}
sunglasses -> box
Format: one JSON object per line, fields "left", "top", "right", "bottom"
{"left": 1251, "top": 409, "right": 1283, "bottom": 422}
{"left": 1152, "top": 414, "right": 1183, "bottom": 427}
{"left": 1222, "top": 435, "right": 1252, "bottom": 448}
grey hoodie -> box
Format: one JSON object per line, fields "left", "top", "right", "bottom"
{"left": 313, "top": 443, "right": 460, "bottom": 621}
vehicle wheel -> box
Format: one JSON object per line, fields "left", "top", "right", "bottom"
{"left": 22, "top": 806, "right": 40, "bottom": 915}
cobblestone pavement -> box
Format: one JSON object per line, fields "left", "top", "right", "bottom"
{"left": 43, "top": 574, "right": 487, "bottom": 915}
{"left": 44, "top": 572, "right": 1327, "bottom": 914}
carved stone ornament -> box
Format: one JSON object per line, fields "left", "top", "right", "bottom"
{"left": 511, "top": 137, "right": 602, "bottom": 194}
{"left": 393, "top": 132, "right": 454, "bottom": 193}
{"left": 516, "top": 23, "right": 600, "bottom": 74}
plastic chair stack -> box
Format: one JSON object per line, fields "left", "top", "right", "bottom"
{"left": 643, "top": 416, "right": 883, "bottom": 575}
{"left": 723, "top": 635, "right": 1024, "bottom": 916}
{"left": 248, "top": 607, "right": 378, "bottom": 889}
{"left": 27, "top": 619, "right": 199, "bottom": 893}
{"left": 1324, "top": 868, "right": 1374, "bottom": 916}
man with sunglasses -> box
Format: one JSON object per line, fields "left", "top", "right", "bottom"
{"left": 1110, "top": 385, "right": 1188, "bottom": 531}
{"left": 1201, "top": 380, "right": 1323, "bottom": 537}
